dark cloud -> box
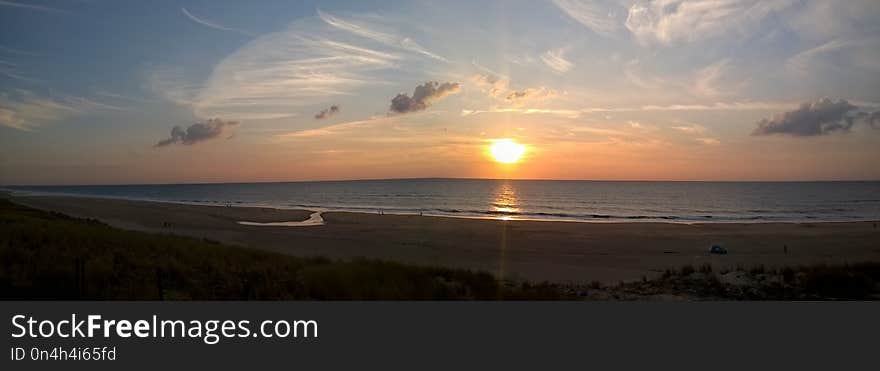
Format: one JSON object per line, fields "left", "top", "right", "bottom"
{"left": 314, "top": 105, "right": 340, "bottom": 120}
{"left": 156, "top": 118, "right": 239, "bottom": 147}
{"left": 752, "top": 98, "right": 870, "bottom": 136}
{"left": 504, "top": 87, "right": 556, "bottom": 103}
{"left": 506, "top": 90, "right": 530, "bottom": 101}
{"left": 389, "top": 81, "right": 460, "bottom": 114}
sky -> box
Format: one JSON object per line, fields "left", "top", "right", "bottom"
{"left": 1, "top": 0, "right": 879, "bottom": 185}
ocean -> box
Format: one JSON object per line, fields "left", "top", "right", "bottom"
{"left": 4, "top": 179, "right": 880, "bottom": 223}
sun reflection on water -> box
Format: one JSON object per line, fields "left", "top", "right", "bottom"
{"left": 491, "top": 182, "right": 519, "bottom": 219}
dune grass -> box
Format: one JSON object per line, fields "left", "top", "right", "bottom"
{"left": 0, "top": 199, "right": 564, "bottom": 300}
{"left": 646, "top": 262, "right": 880, "bottom": 300}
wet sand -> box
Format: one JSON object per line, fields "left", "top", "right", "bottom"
{"left": 12, "top": 195, "right": 880, "bottom": 283}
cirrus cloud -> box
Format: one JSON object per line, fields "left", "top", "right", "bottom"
{"left": 181, "top": 8, "right": 253, "bottom": 36}
{"left": 317, "top": 9, "right": 448, "bottom": 62}
{"left": 540, "top": 48, "right": 573, "bottom": 73}
{"left": 0, "top": 90, "right": 123, "bottom": 131}
{"left": 552, "top": 0, "right": 624, "bottom": 37}
{"left": 163, "top": 10, "right": 445, "bottom": 122}
{"left": 625, "top": 0, "right": 794, "bottom": 45}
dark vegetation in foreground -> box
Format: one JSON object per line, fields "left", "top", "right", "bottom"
{"left": 0, "top": 199, "right": 561, "bottom": 300}
{"left": 1, "top": 198, "right": 878, "bottom": 300}
{"left": 576, "top": 262, "right": 880, "bottom": 300}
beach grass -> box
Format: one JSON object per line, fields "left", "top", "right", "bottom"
{"left": 610, "top": 261, "right": 880, "bottom": 300}
{"left": 0, "top": 199, "right": 563, "bottom": 300}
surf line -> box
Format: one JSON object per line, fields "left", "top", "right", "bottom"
{"left": 238, "top": 211, "right": 324, "bottom": 227}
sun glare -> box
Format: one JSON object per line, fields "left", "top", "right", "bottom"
{"left": 489, "top": 139, "right": 526, "bottom": 164}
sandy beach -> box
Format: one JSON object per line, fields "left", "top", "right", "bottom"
{"left": 12, "top": 195, "right": 880, "bottom": 283}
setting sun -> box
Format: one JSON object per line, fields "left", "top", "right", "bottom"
{"left": 489, "top": 139, "right": 526, "bottom": 164}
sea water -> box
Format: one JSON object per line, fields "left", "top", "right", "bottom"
{"left": 5, "top": 179, "right": 880, "bottom": 223}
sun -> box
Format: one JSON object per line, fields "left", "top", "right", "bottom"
{"left": 489, "top": 139, "right": 526, "bottom": 164}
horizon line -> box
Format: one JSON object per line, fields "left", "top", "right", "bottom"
{"left": 3, "top": 176, "right": 880, "bottom": 188}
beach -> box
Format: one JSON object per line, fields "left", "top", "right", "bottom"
{"left": 12, "top": 195, "right": 880, "bottom": 283}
